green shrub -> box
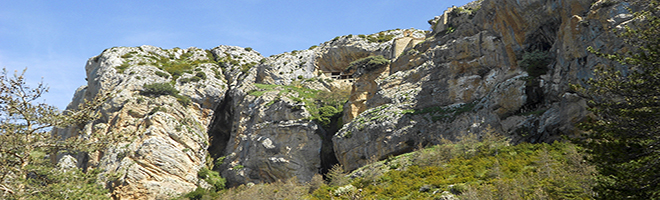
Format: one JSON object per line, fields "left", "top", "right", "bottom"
{"left": 141, "top": 82, "right": 191, "bottom": 106}
{"left": 315, "top": 106, "right": 341, "bottom": 128}
{"left": 151, "top": 55, "right": 194, "bottom": 80}
{"left": 183, "top": 187, "right": 218, "bottom": 200}
{"left": 141, "top": 82, "right": 178, "bottom": 96}
{"left": 518, "top": 50, "right": 551, "bottom": 78}
{"left": 366, "top": 32, "right": 395, "bottom": 43}
{"left": 116, "top": 61, "right": 131, "bottom": 73}
{"left": 178, "top": 78, "right": 191, "bottom": 84}
{"left": 23, "top": 168, "right": 111, "bottom": 200}
{"left": 177, "top": 95, "right": 191, "bottom": 107}
{"left": 195, "top": 72, "right": 207, "bottom": 80}
{"left": 205, "top": 50, "right": 217, "bottom": 62}
{"left": 176, "top": 72, "right": 206, "bottom": 84}
{"left": 327, "top": 164, "right": 349, "bottom": 186}
{"left": 346, "top": 55, "right": 390, "bottom": 71}
{"left": 155, "top": 71, "right": 170, "bottom": 78}
{"left": 240, "top": 62, "right": 256, "bottom": 74}
{"left": 198, "top": 167, "right": 226, "bottom": 191}
{"left": 244, "top": 47, "right": 253, "bottom": 52}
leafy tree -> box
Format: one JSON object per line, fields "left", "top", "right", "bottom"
{"left": 346, "top": 55, "right": 390, "bottom": 72}
{"left": 577, "top": 1, "right": 660, "bottom": 198}
{"left": 0, "top": 68, "right": 113, "bottom": 199}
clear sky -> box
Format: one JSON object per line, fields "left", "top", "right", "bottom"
{"left": 0, "top": 0, "right": 473, "bottom": 109}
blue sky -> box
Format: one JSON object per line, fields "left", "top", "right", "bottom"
{"left": 0, "top": 0, "right": 473, "bottom": 109}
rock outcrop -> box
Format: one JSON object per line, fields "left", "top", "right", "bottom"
{"left": 333, "top": 0, "right": 636, "bottom": 171}
{"left": 55, "top": 0, "right": 641, "bottom": 198}
{"left": 54, "top": 46, "right": 230, "bottom": 199}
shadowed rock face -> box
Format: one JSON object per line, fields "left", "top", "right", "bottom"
{"left": 56, "top": 0, "right": 639, "bottom": 198}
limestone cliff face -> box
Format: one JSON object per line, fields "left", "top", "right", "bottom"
{"left": 57, "top": 0, "right": 638, "bottom": 198}
{"left": 54, "top": 46, "right": 229, "bottom": 199}
{"left": 211, "top": 30, "right": 419, "bottom": 187}
{"left": 57, "top": 29, "right": 419, "bottom": 198}
{"left": 333, "top": 0, "right": 636, "bottom": 171}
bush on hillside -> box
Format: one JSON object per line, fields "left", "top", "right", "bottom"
{"left": 518, "top": 50, "right": 551, "bottom": 78}
{"left": 346, "top": 55, "right": 390, "bottom": 72}
{"left": 141, "top": 82, "right": 178, "bottom": 96}
{"left": 311, "top": 129, "right": 596, "bottom": 199}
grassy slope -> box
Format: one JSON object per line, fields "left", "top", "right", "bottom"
{"left": 311, "top": 131, "right": 595, "bottom": 199}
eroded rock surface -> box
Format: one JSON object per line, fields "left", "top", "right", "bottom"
{"left": 332, "top": 0, "right": 636, "bottom": 171}
{"left": 55, "top": 0, "right": 641, "bottom": 198}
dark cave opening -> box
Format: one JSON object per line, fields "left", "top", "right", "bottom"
{"left": 318, "top": 113, "right": 341, "bottom": 177}
{"left": 207, "top": 90, "right": 233, "bottom": 170}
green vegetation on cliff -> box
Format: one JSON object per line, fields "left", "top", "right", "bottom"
{"left": 115, "top": 48, "right": 220, "bottom": 83}
{"left": 345, "top": 55, "right": 389, "bottom": 72}
{"left": 575, "top": 0, "right": 660, "bottom": 198}
{"left": 141, "top": 82, "right": 191, "bottom": 106}
{"left": 248, "top": 82, "right": 349, "bottom": 129}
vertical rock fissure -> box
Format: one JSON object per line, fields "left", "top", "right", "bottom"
{"left": 207, "top": 90, "right": 233, "bottom": 164}
{"left": 319, "top": 112, "right": 341, "bottom": 176}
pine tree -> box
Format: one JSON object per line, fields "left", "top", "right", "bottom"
{"left": 577, "top": 0, "right": 660, "bottom": 198}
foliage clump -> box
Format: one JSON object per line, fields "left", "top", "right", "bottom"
{"left": 118, "top": 48, "right": 219, "bottom": 83}
{"left": 518, "top": 50, "right": 551, "bottom": 78}
{"left": 248, "top": 83, "right": 350, "bottom": 129}
{"left": 575, "top": 0, "right": 660, "bottom": 198}
{"left": 153, "top": 55, "right": 193, "bottom": 80}
{"left": 240, "top": 62, "right": 256, "bottom": 74}
{"left": 154, "top": 70, "right": 170, "bottom": 78}
{"left": 141, "top": 82, "right": 178, "bottom": 96}
{"left": 116, "top": 61, "right": 131, "bottom": 73}
{"left": 140, "top": 82, "right": 191, "bottom": 106}
{"left": 0, "top": 68, "right": 114, "bottom": 199}
{"left": 346, "top": 55, "right": 390, "bottom": 72}
{"left": 198, "top": 167, "right": 226, "bottom": 191}
{"left": 365, "top": 32, "right": 396, "bottom": 43}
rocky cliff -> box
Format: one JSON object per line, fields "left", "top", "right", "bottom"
{"left": 55, "top": 0, "right": 638, "bottom": 198}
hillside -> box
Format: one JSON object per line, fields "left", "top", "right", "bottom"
{"left": 42, "top": 0, "right": 645, "bottom": 199}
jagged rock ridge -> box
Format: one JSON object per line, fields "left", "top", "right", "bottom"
{"left": 55, "top": 0, "right": 637, "bottom": 198}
